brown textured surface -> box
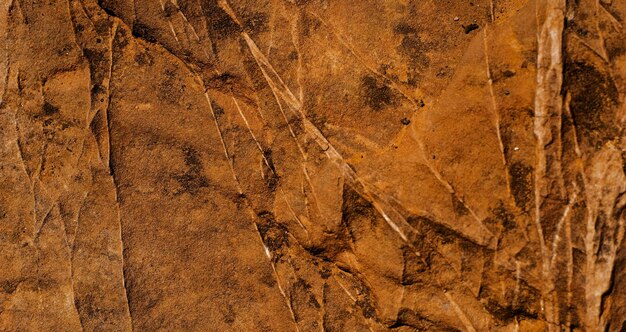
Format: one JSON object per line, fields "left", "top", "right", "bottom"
{"left": 1, "top": 0, "right": 626, "bottom": 330}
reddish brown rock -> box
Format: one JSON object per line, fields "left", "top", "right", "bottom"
{"left": 1, "top": 0, "right": 626, "bottom": 330}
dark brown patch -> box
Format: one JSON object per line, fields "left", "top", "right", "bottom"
{"left": 211, "top": 101, "right": 225, "bottom": 118}
{"left": 201, "top": 0, "right": 242, "bottom": 40}
{"left": 300, "top": 12, "right": 321, "bottom": 38}
{"left": 0, "top": 278, "right": 23, "bottom": 294}
{"left": 173, "top": 146, "right": 209, "bottom": 195}
{"left": 97, "top": 0, "right": 124, "bottom": 22}
{"left": 262, "top": 148, "right": 280, "bottom": 191}
{"left": 132, "top": 22, "right": 158, "bottom": 43}
{"left": 113, "top": 27, "right": 129, "bottom": 51}
{"left": 356, "top": 298, "right": 376, "bottom": 319}
{"left": 256, "top": 211, "right": 289, "bottom": 261}
{"left": 391, "top": 307, "right": 458, "bottom": 331}
{"left": 259, "top": 272, "right": 277, "bottom": 288}
{"left": 74, "top": 294, "right": 98, "bottom": 318}
{"left": 158, "top": 68, "right": 185, "bottom": 104}
{"left": 394, "top": 22, "right": 417, "bottom": 35}
{"left": 83, "top": 48, "right": 107, "bottom": 72}
{"left": 463, "top": 23, "right": 480, "bottom": 34}
{"left": 163, "top": 1, "right": 178, "bottom": 17}
{"left": 360, "top": 75, "right": 396, "bottom": 111}
{"left": 396, "top": 30, "right": 430, "bottom": 87}
{"left": 606, "top": 42, "right": 626, "bottom": 59}
{"left": 503, "top": 69, "right": 516, "bottom": 78}
{"left": 341, "top": 185, "right": 381, "bottom": 234}
{"left": 401, "top": 247, "right": 431, "bottom": 285}
{"left": 451, "top": 193, "right": 469, "bottom": 217}
{"left": 290, "top": 279, "right": 319, "bottom": 322}
{"left": 492, "top": 201, "right": 517, "bottom": 231}
{"left": 509, "top": 161, "right": 533, "bottom": 212}
{"left": 134, "top": 50, "right": 154, "bottom": 66}
{"left": 407, "top": 215, "right": 458, "bottom": 246}
{"left": 398, "top": 35, "right": 430, "bottom": 67}
{"left": 479, "top": 278, "right": 540, "bottom": 323}
{"left": 222, "top": 304, "right": 236, "bottom": 324}
{"left": 89, "top": 109, "right": 105, "bottom": 140}
{"left": 242, "top": 11, "right": 268, "bottom": 34}
{"left": 294, "top": 0, "right": 312, "bottom": 5}
{"left": 43, "top": 102, "right": 60, "bottom": 116}
{"left": 565, "top": 60, "right": 619, "bottom": 149}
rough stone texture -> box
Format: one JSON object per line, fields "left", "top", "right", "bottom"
{"left": 1, "top": 0, "right": 625, "bottom": 330}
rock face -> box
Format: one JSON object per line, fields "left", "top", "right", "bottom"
{"left": 1, "top": 0, "right": 625, "bottom": 330}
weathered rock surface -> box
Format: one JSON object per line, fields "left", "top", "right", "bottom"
{"left": 1, "top": 0, "right": 625, "bottom": 330}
